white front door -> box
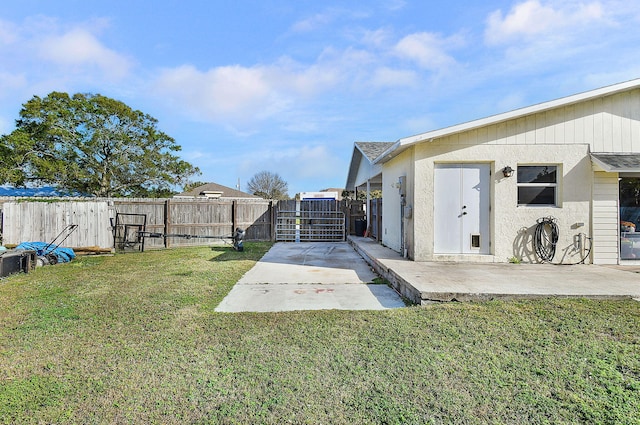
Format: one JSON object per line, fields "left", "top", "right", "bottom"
{"left": 434, "top": 163, "right": 490, "bottom": 254}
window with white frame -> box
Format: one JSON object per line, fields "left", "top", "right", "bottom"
{"left": 517, "top": 165, "right": 558, "bottom": 206}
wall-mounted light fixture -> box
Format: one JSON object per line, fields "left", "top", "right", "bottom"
{"left": 502, "top": 166, "right": 514, "bottom": 178}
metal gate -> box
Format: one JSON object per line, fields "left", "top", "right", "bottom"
{"left": 112, "top": 212, "right": 148, "bottom": 252}
{"left": 275, "top": 200, "right": 345, "bottom": 242}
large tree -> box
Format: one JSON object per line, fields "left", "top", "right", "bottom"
{"left": 0, "top": 92, "right": 200, "bottom": 197}
{"left": 247, "top": 170, "right": 289, "bottom": 200}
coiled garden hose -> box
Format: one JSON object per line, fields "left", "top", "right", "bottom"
{"left": 534, "top": 217, "right": 559, "bottom": 263}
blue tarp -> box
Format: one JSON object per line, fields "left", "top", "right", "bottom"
{"left": 0, "top": 186, "right": 86, "bottom": 197}
{"left": 15, "top": 242, "right": 76, "bottom": 263}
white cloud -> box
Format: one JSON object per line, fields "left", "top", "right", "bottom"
{"left": 496, "top": 91, "right": 527, "bottom": 112}
{"left": 196, "top": 143, "right": 344, "bottom": 195}
{"left": 385, "top": 0, "right": 407, "bottom": 12}
{"left": 0, "top": 72, "right": 27, "bottom": 93}
{"left": 38, "top": 28, "right": 132, "bottom": 79}
{"left": 291, "top": 12, "right": 334, "bottom": 33}
{"left": 154, "top": 64, "right": 299, "bottom": 125}
{"left": 152, "top": 25, "right": 455, "bottom": 128}
{"left": 0, "top": 19, "right": 19, "bottom": 45}
{"left": 485, "top": 0, "right": 605, "bottom": 45}
{"left": 238, "top": 145, "right": 338, "bottom": 186}
{"left": 402, "top": 114, "right": 438, "bottom": 135}
{"left": 152, "top": 52, "right": 356, "bottom": 126}
{"left": 0, "top": 16, "right": 133, "bottom": 95}
{"left": 290, "top": 7, "right": 372, "bottom": 34}
{"left": 292, "top": 145, "right": 338, "bottom": 178}
{"left": 370, "top": 67, "right": 416, "bottom": 88}
{"left": 394, "top": 32, "right": 458, "bottom": 71}
{"left": 274, "top": 54, "right": 343, "bottom": 97}
{"left": 472, "top": 0, "right": 638, "bottom": 83}
{"left": 361, "top": 28, "right": 393, "bottom": 48}
{"left": 583, "top": 68, "right": 640, "bottom": 88}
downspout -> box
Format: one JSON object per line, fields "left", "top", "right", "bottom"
{"left": 401, "top": 194, "right": 405, "bottom": 257}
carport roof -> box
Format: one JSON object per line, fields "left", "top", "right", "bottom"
{"left": 356, "top": 142, "right": 395, "bottom": 161}
{"left": 591, "top": 153, "right": 640, "bottom": 172}
{"left": 345, "top": 142, "right": 394, "bottom": 191}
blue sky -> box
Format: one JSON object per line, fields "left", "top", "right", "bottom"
{"left": 2, "top": 0, "right": 640, "bottom": 196}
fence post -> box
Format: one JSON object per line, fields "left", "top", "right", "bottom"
{"left": 164, "top": 199, "right": 170, "bottom": 248}
{"left": 270, "top": 201, "right": 275, "bottom": 242}
{"left": 232, "top": 200, "right": 237, "bottom": 235}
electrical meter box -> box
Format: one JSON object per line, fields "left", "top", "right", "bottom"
{"left": 398, "top": 176, "right": 406, "bottom": 196}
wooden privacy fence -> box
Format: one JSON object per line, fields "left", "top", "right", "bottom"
{"left": 0, "top": 198, "right": 273, "bottom": 251}
{"left": 1, "top": 200, "right": 114, "bottom": 250}
{"left": 113, "top": 198, "right": 273, "bottom": 249}
{"left": 0, "top": 197, "right": 365, "bottom": 251}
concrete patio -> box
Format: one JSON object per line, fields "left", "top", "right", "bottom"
{"left": 349, "top": 236, "right": 640, "bottom": 304}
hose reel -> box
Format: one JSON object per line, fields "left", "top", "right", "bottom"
{"left": 533, "top": 216, "right": 559, "bottom": 263}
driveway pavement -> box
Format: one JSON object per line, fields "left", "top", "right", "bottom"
{"left": 215, "top": 242, "right": 407, "bottom": 312}
{"left": 216, "top": 239, "right": 640, "bottom": 312}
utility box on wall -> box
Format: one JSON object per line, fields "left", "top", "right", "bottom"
{"left": 398, "top": 176, "right": 407, "bottom": 197}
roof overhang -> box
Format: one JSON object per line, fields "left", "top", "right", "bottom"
{"left": 352, "top": 173, "right": 383, "bottom": 191}
{"left": 591, "top": 153, "right": 640, "bottom": 172}
{"left": 345, "top": 146, "right": 365, "bottom": 191}
{"left": 345, "top": 142, "right": 392, "bottom": 190}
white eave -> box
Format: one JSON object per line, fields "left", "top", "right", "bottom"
{"left": 375, "top": 78, "right": 640, "bottom": 164}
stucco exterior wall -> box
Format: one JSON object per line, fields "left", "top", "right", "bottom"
{"left": 369, "top": 84, "right": 640, "bottom": 264}
{"left": 409, "top": 142, "right": 592, "bottom": 263}
{"left": 381, "top": 148, "right": 414, "bottom": 254}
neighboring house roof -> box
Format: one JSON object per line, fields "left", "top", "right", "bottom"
{"left": 345, "top": 142, "right": 394, "bottom": 191}
{"left": 376, "top": 78, "right": 640, "bottom": 164}
{"left": 591, "top": 153, "right": 640, "bottom": 172}
{"left": 320, "top": 188, "right": 345, "bottom": 200}
{"left": 174, "top": 182, "right": 260, "bottom": 199}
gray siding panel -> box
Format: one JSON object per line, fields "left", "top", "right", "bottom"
{"left": 592, "top": 172, "right": 619, "bottom": 264}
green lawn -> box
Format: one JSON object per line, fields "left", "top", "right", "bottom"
{"left": 1, "top": 243, "right": 639, "bottom": 424}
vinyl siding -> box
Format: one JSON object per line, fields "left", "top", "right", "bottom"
{"left": 436, "top": 89, "right": 640, "bottom": 152}
{"left": 592, "top": 172, "right": 620, "bottom": 264}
